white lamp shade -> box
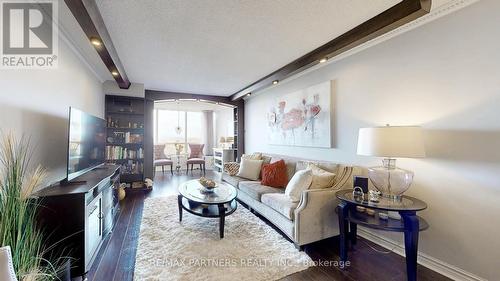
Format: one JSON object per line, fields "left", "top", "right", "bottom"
{"left": 357, "top": 126, "right": 425, "bottom": 158}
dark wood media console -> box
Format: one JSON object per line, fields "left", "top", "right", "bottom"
{"left": 35, "top": 164, "right": 121, "bottom": 279}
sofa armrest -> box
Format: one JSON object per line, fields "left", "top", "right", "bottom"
{"left": 293, "top": 188, "right": 342, "bottom": 246}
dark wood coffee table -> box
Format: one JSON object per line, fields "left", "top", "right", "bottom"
{"left": 177, "top": 180, "right": 237, "bottom": 238}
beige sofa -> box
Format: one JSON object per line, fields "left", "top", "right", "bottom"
{"left": 222, "top": 153, "right": 365, "bottom": 248}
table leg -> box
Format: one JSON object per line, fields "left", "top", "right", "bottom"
{"left": 401, "top": 211, "right": 419, "bottom": 281}
{"left": 338, "top": 201, "right": 349, "bottom": 266}
{"left": 349, "top": 222, "right": 357, "bottom": 246}
{"left": 177, "top": 195, "right": 183, "bottom": 222}
{"left": 218, "top": 204, "right": 226, "bottom": 239}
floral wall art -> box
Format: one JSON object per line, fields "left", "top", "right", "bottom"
{"left": 267, "top": 81, "right": 333, "bottom": 148}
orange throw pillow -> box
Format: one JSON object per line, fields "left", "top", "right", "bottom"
{"left": 261, "top": 160, "right": 288, "bottom": 188}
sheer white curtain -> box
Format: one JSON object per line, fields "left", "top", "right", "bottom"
{"left": 202, "top": 110, "right": 215, "bottom": 156}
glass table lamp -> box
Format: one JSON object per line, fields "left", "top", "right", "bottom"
{"left": 357, "top": 125, "right": 425, "bottom": 201}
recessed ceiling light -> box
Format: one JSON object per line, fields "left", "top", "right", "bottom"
{"left": 246, "top": 92, "right": 251, "bottom": 97}
{"left": 272, "top": 80, "right": 279, "bottom": 85}
{"left": 111, "top": 71, "right": 119, "bottom": 76}
{"left": 319, "top": 57, "right": 328, "bottom": 63}
{"left": 90, "top": 37, "right": 102, "bottom": 47}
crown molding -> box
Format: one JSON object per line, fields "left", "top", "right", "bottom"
{"left": 244, "top": 0, "right": 480, "bottom": 101}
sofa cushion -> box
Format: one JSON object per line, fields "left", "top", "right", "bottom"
{"left": 261, "top": 193, "right": 299, "bottom": 220}
{"left": 222, "top": 173, "right": 246, "bottom": 188}
{"left": 238, "top": 181, "right": 284, "bottom": 201}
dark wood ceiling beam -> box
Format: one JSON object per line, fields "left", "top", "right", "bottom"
{"left": 230, "top": 0, "right": 431, "bottom": 101}
{"left": 64, "top": 0, "right": 130, "bottom": 89}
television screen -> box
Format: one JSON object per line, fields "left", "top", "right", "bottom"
{"left": 67, "top": 107, "right": 106, "bottom": 181}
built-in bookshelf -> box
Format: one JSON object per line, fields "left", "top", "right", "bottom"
{"left": 105, "top": 95, "right": 147, "bottom": 188}
{"left": 233, "top": 107, "right": 240, "bottom": 161}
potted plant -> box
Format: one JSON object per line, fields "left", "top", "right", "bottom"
{"left": 0, "top": 133, "right": 67, "bottom": 280}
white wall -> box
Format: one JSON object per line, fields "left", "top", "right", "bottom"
{"left": 0, "top": 35, "right": 105, "bottom": 185}
{"left": 245, "top": 0, "right": 499, "bottom": 279}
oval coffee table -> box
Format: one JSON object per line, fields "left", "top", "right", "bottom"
{"left": 177, "top": 179, "right": 237, "bottom": 238}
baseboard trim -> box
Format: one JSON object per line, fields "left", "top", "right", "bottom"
{"left": 357, "top": 228, "right": 486, "bottom": 281}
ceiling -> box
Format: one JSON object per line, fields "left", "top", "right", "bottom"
{"left": 95, "top": 0, "right": 401, "bottom": 96}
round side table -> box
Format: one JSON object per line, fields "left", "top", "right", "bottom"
{"left": 336, "top": 189, "right": 428, "bottom": 281}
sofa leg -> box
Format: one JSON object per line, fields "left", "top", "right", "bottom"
{"left": 295, "top": 244, "right": 305, "bottom": 251}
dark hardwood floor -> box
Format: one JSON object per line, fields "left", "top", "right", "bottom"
{"left": 86, "top": 170, "right": 451, "bottom": 281}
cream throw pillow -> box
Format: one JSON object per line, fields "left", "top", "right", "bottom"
{"left": 308, "top": 163, "right": 336, "bottom": 189}
{"left": 285, "top": 169, "right": 313, "bottom": 202}
{"left": 237, "top": 158, "right": 263, "bottom": 180}
{"left": 242, "top": 152, "right": 262, "bottom": 160}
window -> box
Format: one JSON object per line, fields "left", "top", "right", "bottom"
{"left": 154, "top": 109, "right": 203, "bottom": 156}
{"left": 187, "top": 112, "right": 203, "bottom": 144}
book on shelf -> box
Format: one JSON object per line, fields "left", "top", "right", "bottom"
{"left": 106, "top": 146, "right": 144, "bottom": 160}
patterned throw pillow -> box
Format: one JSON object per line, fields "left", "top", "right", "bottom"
{"left": 224, "top": 162, "right": 240, "bottom": 176}
{"left": 261, "top": 160, "right": 289, "bottom": 188}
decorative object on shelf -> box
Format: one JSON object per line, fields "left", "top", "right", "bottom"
{"left": 267, "top": 81, "right": 333, "bottom": 148}
{"left": 132, "top": 182, "right": 144, "bottom": 189}
{"left": 356, "top": 206, "right": 366, "bottom": 212}
{"left": 118, "top": 183, "right": 126, "bottom": 200}
{"left": 388, "top": 211, "right": 402, "bottom": 220}
{"left": 353, "top": 176, "right": 369, "bottom": 193}
{"left": 378, "top": 212, "right": 389, "bottom": 220}
{"left": 352, "top": 186, "right": 364, "bottom": 201}
{"left": 365, "top": 208, "right": 376, "bottom": 216}
{"left": 368, "top": 190, "right": 381, "bottom": 203}
{"left": 144, "top": 178, "right": 154, "bottom": 190}
{"left": 357, "top": 125, "right": 425, "bottom": 201}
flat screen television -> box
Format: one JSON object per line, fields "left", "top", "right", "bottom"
{"left": 66, "top": 107, "right": 106, "bottom": 181}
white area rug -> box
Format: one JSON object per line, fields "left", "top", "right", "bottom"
{"left": 134, "top": 196, "right": 312, "bottom": 281}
